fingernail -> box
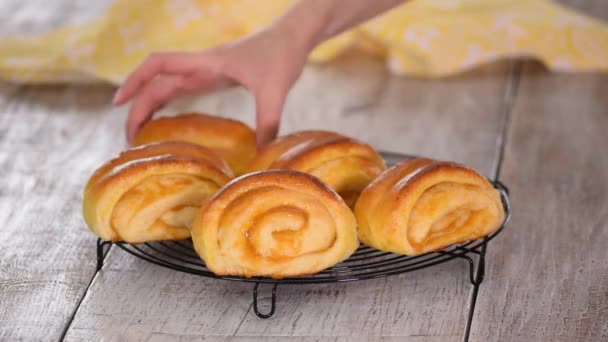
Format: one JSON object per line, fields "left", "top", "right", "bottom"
{"left": 112, "top": 88, "right": 122, "bottom": 104}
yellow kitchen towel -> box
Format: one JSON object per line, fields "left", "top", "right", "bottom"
{"left": 1, "top": 0, "right": 607, "bottom": 84}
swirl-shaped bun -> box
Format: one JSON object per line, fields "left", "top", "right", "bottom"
{"left": 133, "top": 113, "right": 256, "bottom": 175}
{"left": 247, "top": 130, "right": 386, "bottom": 207}
{"left": 355, "top": 158, "right": 505, "bottom": 255}
{"left": 83, "top": 142, "right": 233, "bottom": 243}
{"left": 191, "top": 170, "right": 359, "bottom": 278}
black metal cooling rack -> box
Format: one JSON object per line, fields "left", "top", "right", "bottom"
{"left": 94, "top": 152, "right": 511, "bottom": 321}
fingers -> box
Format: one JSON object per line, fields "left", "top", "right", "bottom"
{"left": 126, "top": 75, "right": 185, "bottom": 144}
{"left": 254, "top": 87, "right": 286, "bottom": 147}
{"left": 114, "top": 52, "right": 210, "bottom": 105}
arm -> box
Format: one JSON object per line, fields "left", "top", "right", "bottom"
{"left": 277, "top": 0, "right": 406, "bottom": 51}
{"left": 114, "top": 0, "right": 406, "bottom": 145}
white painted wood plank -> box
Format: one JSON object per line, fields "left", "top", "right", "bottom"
{"left": 0, "top": 84, "right": 122, "bottom": 340}
{"left": 143, "top": 335, "right": 459, "bottom": 342}
{"left": 470, "top": 64, "right": 608, "bottom": 341}
{"left": 0, "top": 2, "right": 116, "bottom": 339}
{"left": 63, "top": 248, "right": 252, "bottom": 342}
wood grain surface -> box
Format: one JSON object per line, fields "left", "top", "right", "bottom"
{"left": 469, "top": 63, "right": 608, "bottom": 341}
{"left": 1, "top": 0, "right": 607, "bottom": 341}
{"left": 0, "top": 2, "right": 114, "bottom": 338}
{"left": 0, "top": 85, "right": 120, "bottom": 340}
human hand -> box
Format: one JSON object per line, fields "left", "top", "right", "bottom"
{"left": 113, "top": 0, "right": 406, "bottom": 146}
{"left": 113, "top": 26, "right": 310, "bottom": 146}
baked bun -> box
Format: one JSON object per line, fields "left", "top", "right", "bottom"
{"left": 191, "top": 170, "right": 359, "bottom": 278}
{"left": 133, "top": 113, "right": 256, "bottom": 175}
{"left": 355, "top": 158, "right": 505, "bottom": 255}
{"left": 247, "top": 130, "right": 386, "bottom": 207}
{"left": 83, "top": 142, "right": 233, "bottom": 242}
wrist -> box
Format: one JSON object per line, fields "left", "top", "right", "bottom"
{"left": 269, "top": 0, "right": 335, "bottom": 55}
{"left": 272, "top": 0, "right": 407, "bottom": 53}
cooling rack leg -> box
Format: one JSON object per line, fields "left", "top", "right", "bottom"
{"left": 456, "top": 250, "right": 485, "bottom": 286}
{"left": 96, "top": 238, "right": 111, "bottom": 271}
{"left": 474, "top": 252, "right": 485, "bottom": 286}
{"left": 441, "top": 248, "right": 485, "bottom": 286}
{"left": 440, "top": 247, "right": 487, "bottom": 342}
{"left": 463, "top": 242, "right": 489, "bottom": 342}
{"left": 252, "top": 283, "right": 278, "bottom": 319}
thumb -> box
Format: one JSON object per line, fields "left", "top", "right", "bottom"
{"left": 254, "top": 87, "right": 285, "bottom": 147}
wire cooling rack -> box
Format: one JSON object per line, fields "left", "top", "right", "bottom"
{"left": 95, "top": 151, "right": 511, "bottom": 321}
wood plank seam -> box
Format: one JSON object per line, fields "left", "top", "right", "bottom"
{"left": 492, "top": 62, "right": 524, "bottom": 182}
{"left": 231, "top": 302, "right": 254, "bottom": 337}
{"left": 462, "top": 61, "right": 523, "bottom": 342}
{"left": 58, "top": 245, "right": 114, "bottom": 341}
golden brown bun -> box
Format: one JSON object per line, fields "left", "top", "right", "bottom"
{"left": 246, "top": 130, "right": 386, "bottom": 207}
{"left": 133, "top": 113, "right": 256, "bottom": 175}
{"left": 83, "top": 142, "right": 233, "bottom": 243}
{"left": 191, "top": 170, "right": 359, "bottom": 278}
{"left": 354, "top": 158, "right": 505, "bottom": 255}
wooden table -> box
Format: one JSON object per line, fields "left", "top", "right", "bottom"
{"left": 1, "top": 1, "right": 607, "bottom": 341}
